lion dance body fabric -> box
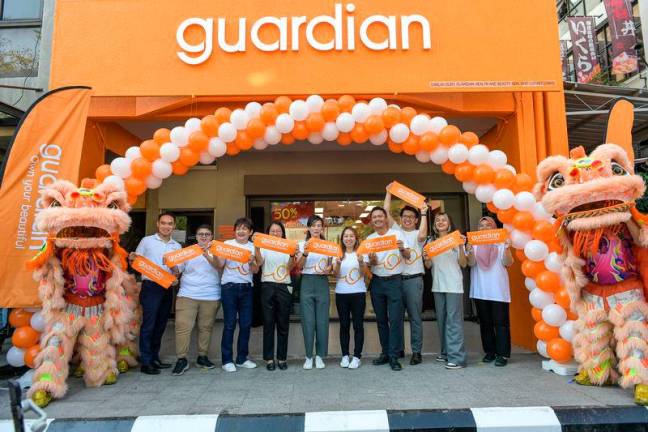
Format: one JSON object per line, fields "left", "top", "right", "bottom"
{"left": 26, "top": 179, "right": 140, "bottom": 407}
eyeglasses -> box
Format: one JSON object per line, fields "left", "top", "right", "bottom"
{"left": 196, "top": 233, "right": 213, "bottom": 237}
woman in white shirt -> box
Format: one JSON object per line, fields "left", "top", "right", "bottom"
{"left": 333, "top": 227, "right": 367, "bottom": 369}
{"left": 466, "top": 216, "right": 513, "bottom": 367}
{"left": 172, "top": 225, "right": 221, "bottom": 376}
{"left": 254, "top": 221, "right": 295, "bottom": 371}
{"left": 424, "top": 213, "right": 468, "bottom": 370}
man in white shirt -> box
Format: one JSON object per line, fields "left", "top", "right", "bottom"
{"left": 129, "top": 212, "right": 181, "bottom": 375}
{"left": 384, "top": 190, "right": 429, "bottom": 366}
{"left": 366, "top": 206, "right": 410, "bottom": 371}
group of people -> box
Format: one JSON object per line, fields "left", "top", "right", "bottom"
{"left": 129, "top": 188, "right": 514, "bottom": 376}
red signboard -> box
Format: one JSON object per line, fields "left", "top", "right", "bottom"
{"left": 604, "top": 0, "right": 639, "bottom": 75}
{"left": 567, "top": 17, "right": 601, "bottom": 83}
{"left": 271, "top": 202, "right": 315, "bottom": 224}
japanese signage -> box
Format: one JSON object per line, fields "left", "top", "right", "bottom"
{"left": 567, "top": 17, "right": 601, "bottom": 83}
{"left": 604, "top": 0, "right": 638, "bottom": 75}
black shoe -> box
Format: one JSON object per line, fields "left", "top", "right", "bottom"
{"left": 372, "top": 354, "right": 389, "bottom": 366}
{"left": 389, "top": 358, "right": 402, "bottom": 371}
{"left": 141, "top": 364, "right": 161, "bottom": 375}
{"left": 196, "top": 356, "right": 215, "bottom": 369}
{"left": 266, "top": 361, "right": 276, "bottom": 371}
{"left": 278, "top": 361, "right": 288, "bottom": 370}
{"left": 482, "top": 353, "right": 496, "bottom": 363}
{"left": 152, "top": 360, "right": 172, "bottom": 369}
{"left": 397, "top": 350, "right": 405, "bottom": 359}
{"left": 495, "top": 356, "right": 508, "bottom": 367}
{"left": 172, "top": 358, "right": 189, "bottom": 376}
{"left": 410, "top": 352, "right": 422, "bottom": 365}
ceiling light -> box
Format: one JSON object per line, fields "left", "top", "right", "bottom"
{"left": 315, "top": 207, "right": 324, "bottom": 212}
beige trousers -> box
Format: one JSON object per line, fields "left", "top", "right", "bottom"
{"left": 175, "top": 296, "right": 221, "bottom": 358}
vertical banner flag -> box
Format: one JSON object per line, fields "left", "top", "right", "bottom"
{"left": 604, "top": 0, "right": 639, "bottom": 75}
{"left": 0, "top": 86, "right": 92, "bottom": 307}
{"left": 567, "top": 17, "right": 601, "bottom": 83}
{"left": 560, "top": 40, "right": 570, "bottom": 81}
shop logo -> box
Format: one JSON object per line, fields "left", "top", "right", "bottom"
{"left": 176, "top": 3, "right": 431, "bottom": 65}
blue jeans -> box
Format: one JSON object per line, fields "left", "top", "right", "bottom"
{"left": 221, "top": 283, "right": 253, "bottom": 364}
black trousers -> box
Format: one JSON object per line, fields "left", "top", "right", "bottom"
{"left": 474, "top": 298, "right": 511, "bottom": 358}
{"left": 335, "top": 293, "right": 366, "bottom": 358}
{"left": 369, "top": 276, "right": 403, "bottom": 359}
{"left": 261, "top": 282, "right": 292, "bottom": 361}
{"left": 139, "top": 280, "right": 173, "bottom": 365}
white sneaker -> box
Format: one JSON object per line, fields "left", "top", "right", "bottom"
{"left": 222, "top": 362, "right": 236, "bottom": 372}
{"left": 340, "top": 355, "right": 350, "bottom": 368}
{"left": 315, "top": 356, "right": 326, "bottom": 369}
{"left": 303, "top": 357, "right": 313, "bottom": 370}
{"left": 348, "top": 357, "right": 361, "bottom": 369}
{"left": 235, "top": 360, "right": 257, "bottom": 369}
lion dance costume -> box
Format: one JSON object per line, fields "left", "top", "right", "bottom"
{"left": 26, "top": 179, "right": 140, "bottom": 407}
{"left": 534, "top": 101, "right": 648, "bottom": 405}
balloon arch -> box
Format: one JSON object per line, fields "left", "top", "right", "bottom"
{"left": 94, "top": 94, "right": 574, "bottom": 364}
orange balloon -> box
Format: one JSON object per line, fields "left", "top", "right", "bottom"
{"left": 337, "top": 133, "right": 352, "bottom": 146}
{"left": 291, "top": 122, "right": 309, "bottom": 140}
{"left": 200, "top": 115, "right": 220, "bottom": 137}
{"left": 439, "top": 125, "right": 461, "bottom": 145}
{"left": 486, "top": 202, "right": 498, "bottom": 214}
{"left": 512, "top": 211, "right": 535, "bottom": 232}
{"left": 400, "top": 107, "right": 417, "bottom": 124}
{"left": 522, "top": 259, "right": 546, "bottom": 278}
{"left": 127, "top": 194, "right": 138, "bottom": 206}
{"left": 454, "top": 162, "right": 475, "bottom": 182}
{"left": 338, "top": 95, "right": 356, "bottom": 112}
{"left": 567, "top": 309, "right": 578, "bottom": 320}
{"left": 235, "top": 131, "right": 253, "bottom": 150}
{"left": 139, "top": 140, "right": 160, "bottom": 162}
{"left": 130, "top": 158, "right": 152, "bottom": 179}
{"left": 153, "top": 128, "right": 171, "bottom": 144}
{"left": 555, "top": 288, "right": 571, "bottom": 309}
{"left": 497, "top": 207, "right": 517, "bottom": 224}
{"left": 246, "top": 118, "right": 266, "bottom": 139}
{"left": 493, "top": 169, "right": 516, "bottom": 189}
{"left": 306, "top": 112, "right": 325, "bottom": 132}
{"left": 536, "top": 271, "right": 561, "bottom": 293}
{"left": 214, "top": 107, "right": 232, "bottom": 123}
{"left": 514, "top": 173, "right": 534, "bottom": 193}
{"left": 531, "top": 307, "right": 543, "bottom": 322}
{"left": 24, "top": 344, "right": 41, "bottom": 368}
{"left": 364, "top": 115, "right": 385, "bottom": 134}
{"left": 350, "top": 124, "right": 368, "bottom": 144}
{"left": 532, "top": 221, "right": 555, "bottom": 243}
{"left": 188, "top": 131, "right": 209, "bottom": 153}
{"left": 420, "top": 132, "right": 439, "bottom": 151}
{"left": 260, "top": 103, "right": 279, "bottom": 125}
{"left": 281, "top": 134, "right": 295, "bottom": 145}
{"left": 402, "top": 135, "right": 420, "bottom": 155}
{"left": 179, "top": 148, "right": 200, "bottom": 166}
{"left": 515, "top": 248, "right": 527, "bottom": 262}
{"left": 226, "top": 142, "right": 241, "bottom": 155}
{"left": 171, "top": 161, "right": 190, "bottom": 175}
{"left": 549, "top": 238, "right": 564, "bottom": 253}
{"left": 95, "top": 164, "right": 112, "bottom": 183}
{"left": 274, "top": 96, "right": 292, "bottom": 113}
{"left": 125, "top": 177, "right": 147, "bottom": 196}
{"left": 387, "top": 139, "right": 403, "bottom": 153}
{"left": 321, "top": 100, "right": 341, "bottom": 122}
{"left": 12, "top": 326, "right": 40, "bottom": 349}
{"left": 473, "top": 164, "right": 495, "bottom": 184}
{"left": 382, "top": 107, "right": 401, "bottom": 128}
{"left": 441, "top": 161, "right": 456, "bottom": 175}
{"left": 9, "top": 309, "right": 33, "bottom": 328}
{"left": 547, "top": 338, "right": 572, "bottom": 363}
{"left": 460, "top": 131, "right": 479, "bottom": 147}
{"left": 534, "top": 321, "right": 560, "bottom": 341}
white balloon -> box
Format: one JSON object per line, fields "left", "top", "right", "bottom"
{"left": 529, "top": 288, "right": 555, "bottom": 309}
{"left": 429, "top": 116, "right": 448, "bottom": 134}
{"left": 368, "top": 97, "right": 388, "bottom": 114}
{"left": 170, "top": 126, "right": 189, "bottom": 147}
{"left": 151, "top": 159, "right": 173, "bottom": 179}
{"left": 559, "top": 320, "right": 576, "bottom": 342}
{"left": 504, "top": 164, "right": 517, "bottom": 174}
{"left": 537, "top": 340, "right": 549, "bottom": 358}
{"left": 251, "top": 139, "right": 267, "bottom": 150}
{"left": 207, "top": 138, "right": 227, "bottom": 158}
{"left": 275, "top": 114, "right": 295, "bottom": 134}
{"left": 6, "top": 346, "right": 25, "bottom": 367}
{"left": 389, "top": 123, "right": 410, "bottom": 143}
{"left": 467, "top": 144, "right": 489, "bottom": 165}
{"left": 533, "top": 202, "right": 553, "bottom": 220}
{"left": 159, "top": 142, "right": 180, "bottom": 163}
{"left": 145, "top": 175, "right": 163, "bottom": 189}
{"left": 410, "top": 115, "right": 430, "bottom": 136}
{"left": 103, "top": 175, "right": 125, "bottom": 190}
{"left": 289, "top": 100, "right": 309, "bottom": 121}
{"left": 30, "top": 311, "right": 45, "bottom": 333}
{"left": 322, "top": 122, "right": 340, "bottom": 141}
{"left": 514, "top": 192, "right": 536, "bottom": 212}
{"left": 492, "top": 189, "right": 515, "bottom": 210}
{"left": 218, "top": 123, "right": 237, "bottom": 142}
{"left": 430, "top": 147, "right": 448, "bottom": 164}
{"left": 448, "top": 144, "right": 469, "bottom": 164}
{"left": 230, "top": 109, "right": 250, "bottom": 130}
{"left": 308, "top": 132, "right": 324, "bottom": 145}
{"left": 369, "top": 130, "right": 387, "bottom": 145}
{"left": 110, "top": 157, "right": 131, "bottom": 179}
{"left": 245, "top": 102, "right": 262, "bottom": 119}
{"left": 351, "top": 103, "right": 371, "bottom": 123}
{"left": 306, "top": 95, "right": 324, "bottom": 112}
{"left": 264, "top": 126, "right": 282, "bottom": 145}
{"left": 475, "top": 184, "right": 496, "bottom": 203}
{"left": 184, "top": 117, "right": 202, "bottom": 132}
{"left": 198, "top": 152, "right": 215, "bottom": 164}
{"left": 525, "top": 277, "right": 537, "bottom": 292}
{"left": 544, "top": 252, "right": 562, "bottom": 274}
{"left": 336, "top": 113, "right": 355, "bottom": 133}
{"left": 511, "top": 229, "right": 532, "bottom": 249}
{"left": 125, "top": 146, "right": 141, "bottom": 161}
{"left": 415, "top": 150, "right": 431, "bottom": 163}
{"left": 463, "top": 182, "right": 477, "bottom": 194}
{"left": 487, "top": 150, "right": 508, "bottom": 168}
{"left": 542, "top": 304, "right": 567, "bottom": 327}
{"left": 524, "top": 240, "right": 549, "bottom": 262}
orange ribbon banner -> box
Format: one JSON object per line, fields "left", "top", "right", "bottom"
{"left": 424, "top": 230, "right": 464, "bottom": 258}
{"left": 305, "top": 238, "right": 343, "bottom": 258}
{"left": 357, "top": 235, "right": 398, "bottom": 255}
{"left": 209, "top": 240, "right": 251, "bottom": 263}
{"left": 254, "top": 233, "right": 297, "bottom": 255}
{"left": 387, "top": 181, "right": 426, "bottom": 209}
{"left": 467, "top": 229, "right": 508, "bottom": 245}
{"left": 132, "top": 256, "right": 176, "bottom": 289}
{"left": 163, "top": 244, "right": 203, "bottom": 267}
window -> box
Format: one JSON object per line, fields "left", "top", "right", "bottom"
{"left": 0, "top": 0, "right": 42, "bottom": 78}
{"left": 1, "top": 0, "right": 42, "bottom": 21}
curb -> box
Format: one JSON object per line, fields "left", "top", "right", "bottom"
{"left": 2, "top": 406, "right": 647, "bottom": 432}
